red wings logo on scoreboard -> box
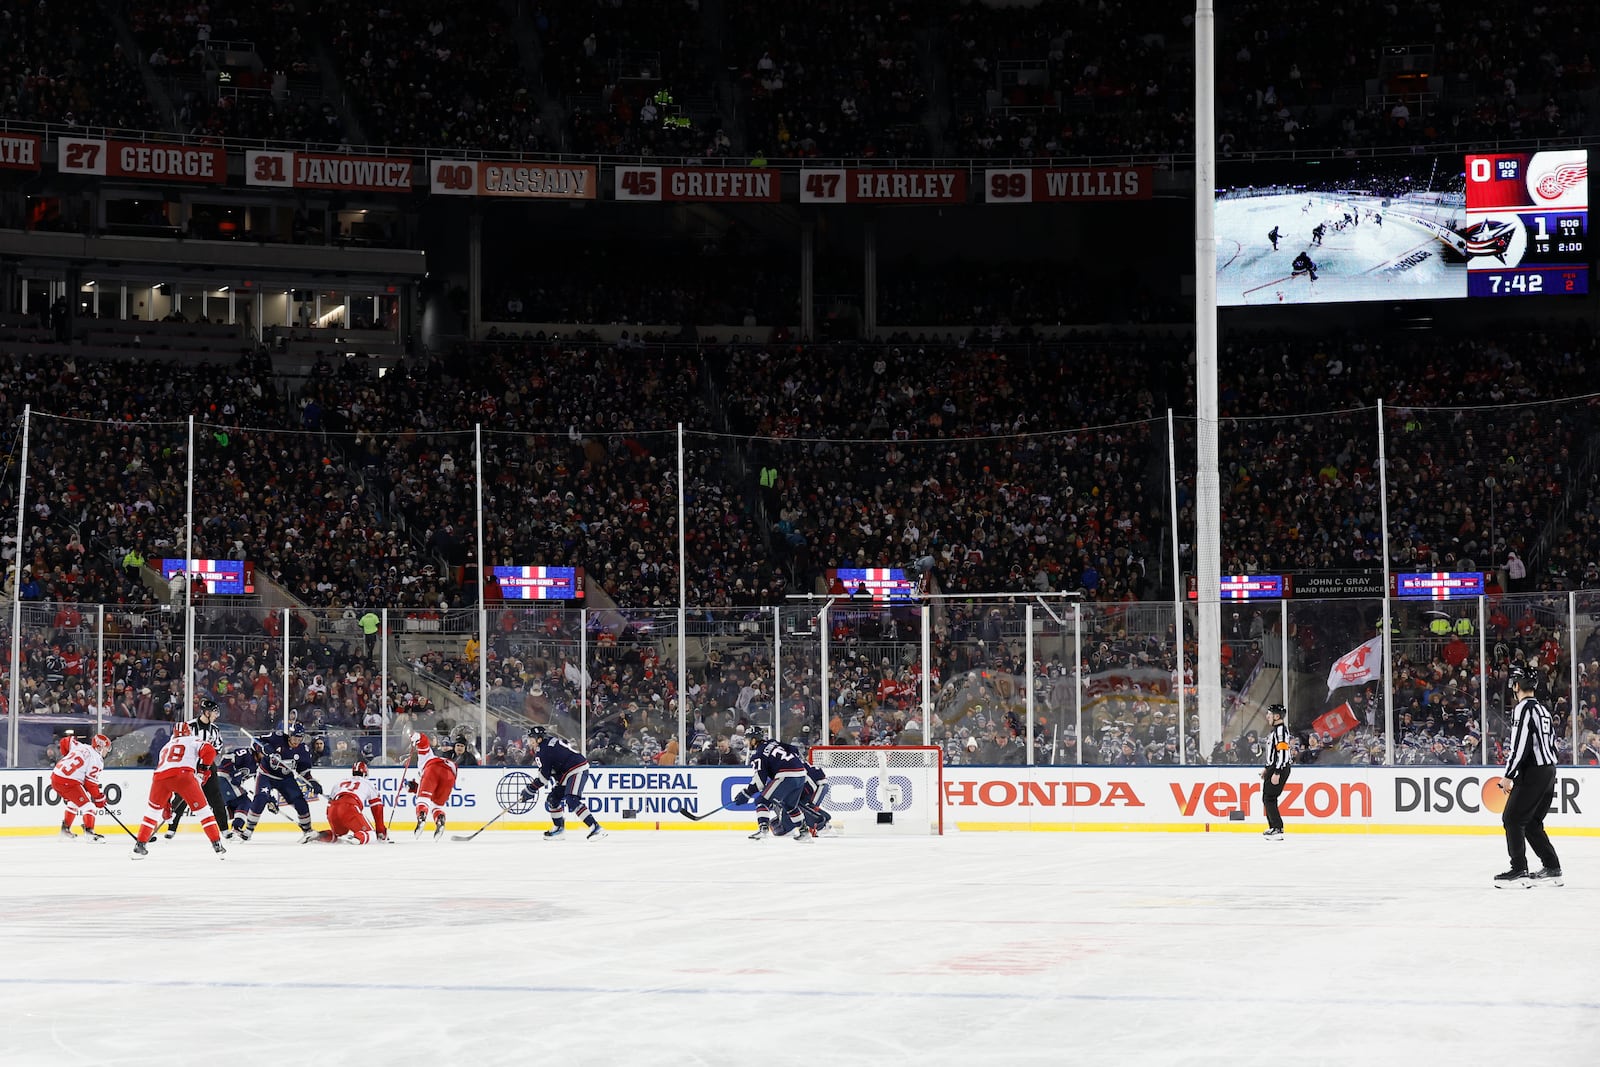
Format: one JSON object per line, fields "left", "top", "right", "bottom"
{"left": 1535, "top": 162, "right": 1588, "bottom": 202}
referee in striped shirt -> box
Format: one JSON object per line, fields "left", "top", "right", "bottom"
{"left": 1260, "top": 704, "right": 1292, "bottom": 840}
{"left": 1494, "top": 666, "right": 1562, "bottom": 887}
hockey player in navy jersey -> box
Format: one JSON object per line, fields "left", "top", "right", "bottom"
{"left": 735, "top": 731, "right": 816, "bottom": 840}
{"left": 799, "top": 757, "right": 834, "bottom": 836}
{"left": 216, "top": 745, "right": 259, "bottom": 835}
{"left": 519, "top": 725, "right": 607, "bottom": 839}
{"left": 237, "top": 722, "right": 321, "bottom": 841}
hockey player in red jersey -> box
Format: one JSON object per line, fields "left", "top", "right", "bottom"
{"left": 406, "top": 731, "right": 459, "bottom": 839}
{"left": 133, "top": 722, "right": 226, "bottom": 859}
{"left": 309, "top": 761, "right": 390, "bottom": 843}
{"left": 52, "top": 733, "right": 112, "bottom": 840}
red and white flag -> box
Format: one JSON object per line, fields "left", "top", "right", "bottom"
{"left": 1326, "top": 636, "right": 1383, "bottom": 696}
{"left": 1312, "top": 702, "right": 1361, "bottom": 741}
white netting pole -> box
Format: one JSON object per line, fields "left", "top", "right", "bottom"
{"left": 476, "top": 425, "right": 487, "bottom": 752}
{"left": 381, "top": 608, "right": 389, "bottom": 760}
{"left": 1571, "top": 591, "right": 1580, "bottom": 758}
{"left": 1073, "top": 602, "right": 1083, "bottom": 764}
{"left": 771, "top": 606, "right": 782, "bottom": 740}
{"left": 580, "top": 607, "right": 589, "bottom": 756}
{"left": 96, "top": 605, "right": 105, "bottom": 736}
{"left": 1378, "top": 400, "right": 1394, "bottom": 764}
{"left": 1168, "top": 410, "right": 1185, "bottom": 764}
{"left": 1478, "top": 595, "right": 1489, "bottom": 764}
{"left": 7, "top": 405, "right": 26, "bottom": 768}
{"left": 1194, "top": 0, "right": 1223, "bottom": 758}
{"left": 920, "top": 601, "right": 931, "bottom": 741}
{"left": 677, "top": 423, "right": 687, "bottom": 761}
{"left": 185, "top": 415, "right": 195, "bottom": 723}
{"left": 1025, "top": 604, "right": 1035, "bottom": 764}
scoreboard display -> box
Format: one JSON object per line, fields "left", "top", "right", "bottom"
{"left": 160, "top": 558, "right": 252, "bottom": 595}
{"left": 1186, "top": 574, "right": 1286, "bottom": 600}
{"left": 829, "top": 568, "right": 919, "bottom": 601}
{"left": 1394, "top": 572, "right": 1485, "bottom": 600}
{"left": 492, "top": 565, "right": 584, "bottom": 600}
{"left": 1216, "top": 149, "right": 1587, "bottom": 305}
{"left": 1463, "top": 150, "right": 1588, "bottom": 297}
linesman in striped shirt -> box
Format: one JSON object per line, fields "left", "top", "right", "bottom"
{"left": 1260, "top": 704, "right": 1292, "bottom": 840}
{"left": 1493, "top": 666, "right": 1562, "bottom": 887}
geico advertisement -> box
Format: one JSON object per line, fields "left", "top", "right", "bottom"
{"left": 3, "top": 766, "right": 1595, "bottom": 832}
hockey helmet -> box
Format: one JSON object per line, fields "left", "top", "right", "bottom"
{"left": 351, "top": 760, "right": 370, "bottom": 777}
{"left": 91, "top": 733, "right": 111, "bottom": 754}
{"left": 528, "top": 724, "right": 548, "bottom": 740}
{"left": 287, "top": 721, "right": 306, "bottom": 738}
{"left": 1264, "top": 703, "right": 1286, "bottom": 721}
{"left": 172, "top": 721, "right": 193, "bottom": 737}
{"left": 1508, "top": 665, "right": 1538, "bottom": 692}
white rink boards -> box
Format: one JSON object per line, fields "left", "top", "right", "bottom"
{"left": 2, "top": 832, "right": 1596, "bottom": 1067}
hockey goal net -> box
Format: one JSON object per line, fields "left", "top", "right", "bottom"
{"left": 808, "top": 746, "right": 944, "bottom": 835}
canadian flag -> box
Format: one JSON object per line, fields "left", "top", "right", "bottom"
{"left": 1326, "top": 636, "right": 1384, "bottom": 696}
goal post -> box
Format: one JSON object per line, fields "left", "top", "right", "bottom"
{"left": 808, "top": 746, "right": 944, "bottom": 835}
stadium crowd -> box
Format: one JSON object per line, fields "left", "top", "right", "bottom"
{"left": 3, "top": 317, "right": 1598, "bottom": 769}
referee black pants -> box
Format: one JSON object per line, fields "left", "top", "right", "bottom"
{"left": 1503, "top": 763, "right": 1560, "bottom": 871}
{"left": 1262, "top": 767, "right": 1289, "bottom": 831}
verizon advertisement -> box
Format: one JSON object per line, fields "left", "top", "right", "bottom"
{"left": 3, "top": 766, "right": 1593, "bottom": 835}
{"left": 57, "top": 138, "right": 226, "bottom": 183}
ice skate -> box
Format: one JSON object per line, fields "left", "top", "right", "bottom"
{"left": 58, "top": 827, "right": 75, "bottom": 840}
{"left": 213, "top": 840, "right": 227, "bottom": 858}
{"left": 543, "top": 825, "right": 565, "bottom": 839}
{"left": 747, "top": 825, "right": 770, "bottom": 840}
{"left": 132, "top": 841, "right": 149, "bottom": 859}
{"left": 586, "top": 824, "right": 607, "bottom": 840}
{"left": 1492, "top": 868, "right": 1531, "bottom": 888}
{"left": 1529, "top": 867, "right": 1563, "bottom": 887}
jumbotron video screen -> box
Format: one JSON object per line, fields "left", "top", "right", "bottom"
{"left": 1215, "top": 150, "right": 1588, "bottom": 305}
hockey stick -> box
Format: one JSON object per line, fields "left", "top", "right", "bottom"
{"left": 450, "top": 805, "right": 515, "bottom": 841}
{"left": 451, "top": 771, "right": 539, "bottom": 840}
{"left": 387, "top": 751, "right": 413, "bottom": 837}
{"left": 99, "top": 807, "right": 140, "bottom": 841}
{"left": 680, "top": 803, "right": 727, "bottom": 822}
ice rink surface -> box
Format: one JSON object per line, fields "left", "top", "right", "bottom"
{"left": 3, "top": 829, "right": 1596, "bottom": 1067}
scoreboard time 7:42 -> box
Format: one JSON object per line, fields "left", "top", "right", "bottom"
{"left": 1463, "top": 150, "right": 1588, "bottom": 297}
